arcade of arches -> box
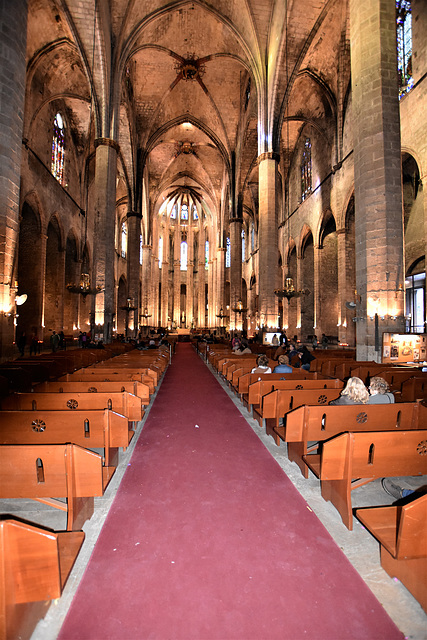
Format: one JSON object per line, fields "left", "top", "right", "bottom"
{"left": 0, "top": 0, "right": 426, "bottom": 363}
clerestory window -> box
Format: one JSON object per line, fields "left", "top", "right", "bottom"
{"left": 396, "top": 0, "right": 413, "bottom": 98}
{"left": 301, "top": 138, "right": 312, "bottom": 201}
{"left": 51, "top": 112, "right": 65, "bottom": 184}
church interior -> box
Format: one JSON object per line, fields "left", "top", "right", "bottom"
{"left": 0, "top": 0, "right": 426, "bottom": 638}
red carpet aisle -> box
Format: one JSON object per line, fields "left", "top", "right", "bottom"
{"left": 58, "top": 343, "right": 403, "bottom": 640}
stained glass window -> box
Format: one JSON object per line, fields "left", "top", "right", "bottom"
{"left": 205, "top": 240, "right": 209, "bottom": 270}
{"left": 171, "top": 205, "right": 177, "bottom": 219}
{"left": 396, "top": 1, "right": 413, "bottom": 98}
{"left": 241, "top": 229, "right": 245, "bottom": 262}
{"left": 181, "top": 204, "right": 188, "bottom": 221}
{"left": 193, "top": 206, "right": 198, "bottom": 220}
{"left": 301, "top": 138, "right": 312, "bottom": 201}
{"left": 121, "top": 221, "right": 127, "bottom": 258}
{"left": 140, "top": 234, "right": 143, "bottom": 265}
{"left": 226, "top": 236, "right": 231, "bottom": 268}
{"left": 180, "top": 241, "right": 188, "bottom": 270}
{"left": 51, "top": 112, "right": 65, "bottom": 183}
{"left": 251, "top": 223, "right": 255, "bottom": 253}
{"left": 159, "top": 237, "right": 163, "bottom": 269}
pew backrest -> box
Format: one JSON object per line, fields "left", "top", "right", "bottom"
{"left": 33, "top": 380, "right": 151, "bottom": 404}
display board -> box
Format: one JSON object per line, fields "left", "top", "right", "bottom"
{"left": 382, "top": 333, "right": 427, "bottom": 364}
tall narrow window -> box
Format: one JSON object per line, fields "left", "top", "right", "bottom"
{"left": 121, "top": 221, "right": 127, "bottom": 258}
{"left": 51, "top": 112, "right": 65, "bottom": 184}
{"left": 180, "top": 241, "right": 188, "bottom": 270}
{"left": 181, "top": 204, "right": 188, "bottom": 221}
{"left": 241, "top": 229, "right": 246, "bottom": 262}
{"left": 158, "top": 236, "right": 163, "bottom": 269}
{"left": 170, "top": 205, "right": 177, "bottom": 219}
{"left": 193, "top": 206, "right": 198, "bottom": 220}
{"left": 140, "top": 234, "right": 143, "bottom": 265}
{"left": 205, "top": 240, "right": 209, "bottom": 270}
{"left": 251, "top": 223, "right": 255, "bottom": 253}
{"left": 396, "top": 1, "right": 413, "bottom": 98}
{"left": 301, "top": 138, "right": 312, "bottom": 201}
{"left": 225, "top": 236, "right": 231, "bottom": 268}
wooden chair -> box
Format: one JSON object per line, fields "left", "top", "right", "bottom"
{"left": 356, "top": 494, "right": 427, "bottom": 612}
{"left": 303, "top": 430, "right": 427, "bottom": 530}
{"left": 277, "top": 402, "right": 427, "bottom": 477}
{"left": 0, "top": 443, "right": 111, "bottom": 530}
{"left": 0, "top": 518, "right": 85, "bottom": 640}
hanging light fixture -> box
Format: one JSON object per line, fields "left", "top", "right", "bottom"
{"left": 232, "top": 299, "right": 247, "bottom": 314}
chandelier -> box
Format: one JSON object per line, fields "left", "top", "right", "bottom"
{"left": 66, "top": 273, "right": 103, "bottom": 299}
{"left": 120, "top": 297, "right": 138, "bottom": 312}
{"left": 274, "top": 277, "right": 309, "bottom": 301}
{"left": 232, "top": 299, "right": 247, "bottom": 314}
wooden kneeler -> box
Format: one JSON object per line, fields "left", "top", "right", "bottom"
{"left": 356, "top": 494, "right": 427, "bottom": 612}
{"left": 0, "top": 518, "right": 84, "bottom": 640}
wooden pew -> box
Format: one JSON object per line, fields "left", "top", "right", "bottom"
{"left": 276, "top": 402, "right": 427, "bottom": 477}
{"left": 237, "top": 371, "right": 323, "bottom": 406}
{"left": 0, "top": 518, "right": 85, "bottom": 640}
{"left": 73, "top": 365, "right": 162, "bottom": 387}
{"left": 0, "top": 408, "right": 132, "bottom": 468}
{"left": 57, "top": 372, "right": 155, "bottom": 394}
{"left": 356, "top": 494, "right": 427, "bottom": 612}
{"left": 33, "top": 380, "right": 151, "bottom": 404}
{"left": 248, "top": 378, "right": 343, "bottom": 417}
{"left": 1, "top": 390, "right": 144, "bottom": 424}
{"left": 0, "top": 443, "right": 111, "bottom": 531}
{"left": 258, "top": 388, "right": 342, "bottom": 433}
{"left": 302, "top": 430, "right": 427, "bottom": 530}
{"left": 398, "top": 377, "right": 427, "bottom": 402}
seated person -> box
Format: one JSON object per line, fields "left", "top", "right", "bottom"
{"left": 273, "top": 354, "right": 293, "bottom": 374}
{"left": 298, "top": 345, "right": 315, "bottom": 371}
{"left": 368, "top": 376, "right": 395, "bottom": 403}
{"left": 329, "top": 376, "right": 369, "bottom": 405}
{"left": 273, "top": 344, "right": 287, "bottom": 360}
{"left": 251, "top": 354, "right": 272, "bottom": 374}
{"left": 237, "top": 342, "right": 252, "bottom": 354}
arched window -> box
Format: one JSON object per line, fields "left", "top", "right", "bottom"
{"left": 180, "top": 241, "right": 188, "bottom": 270}
{"left": 51, "top": 112, "right": 65, "bottom": 183}
{"left": 251, "top": 223, "right": 255, "bottom": 253}
{"left": 396, "top": 0, "right": 413, "bottom": 98}
{"left": 170, "top": 205, "right": 177, "bottom": 219}
{"left": 193, "top": 206, "right": 198, "bottom": 220}
{"left": 225, "top": 236, "right": 231, "bottom": 268}
{"left": 121, "top": 221, "right": 127, "bottom": 258}
{"left": 301, "top": 138, "right": 312, "bottom": 201}
{"left": 140, "top": 234, "right": 143, "bottom": 265}
{"left": 181, "top": 204, "right": 189, "bottom": 221}
{"left": 205, "top": 240, "right": 209, "bottom": 270}
{"left": 241, "top": 229, "right": 246, "bottom": 262}
{"left": 158, "top": 236, "right": 163, "bottom": 269}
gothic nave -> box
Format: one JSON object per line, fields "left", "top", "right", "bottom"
{"left": 0, "top": 0, "right": 425, "bottom": 360}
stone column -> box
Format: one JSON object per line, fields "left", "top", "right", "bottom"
{"left": 198, "top": 228, "right": 206, "bottom": 328}
{"left": 141, "top": 245, "right": 152, "bottom": 327}
{"left": 216, "top": 247, "right": 226, "bottom": 330}
{"left": 173, "top": 230, "right": 181, "bottom": 327}
{"left": 93, "top": 138, "right": 118, "bottom": 343}
{"left": 336, "top": 228, "right": 348, "bottom": 344}
{"left": 229, "top": 218, "right": 242, "bottom": 331}
{"left": 350, "top": 0, "right": 405, "bottom": 360}
{"left": 0, "top": 0, "right": 28, "bottom": 359}
{"left": 313, "top": 244, "right": 321, "bottom": 338}
{"left": 258, "top": 153, "right": 280, "bottom": 328}
{"left": 160, "top": 256, "right": 169, "bottom": 328}
{"left": 127, "top": 212, "right": 141, "bottom": 336}
{"left": 186, "top": 228, "right": 194, "bottom": 327}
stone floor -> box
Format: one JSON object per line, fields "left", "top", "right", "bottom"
{"left": 1, "top": 354, "right": 426, "bottom": 640}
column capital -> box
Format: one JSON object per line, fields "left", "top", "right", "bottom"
{"left": 257, "top": 151, "right": 280, "bottom": 164}
{"left": 336, "top": 228, "right": 346, "bottom": 235}
{"left": 228, "top": 217, "right": 243, "bottom": 225}
{"left": 94, "top": 138, "right": 120, "bottom": 152}
{"left": 127, "top": 210, "right": 142, "bottom": 219}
